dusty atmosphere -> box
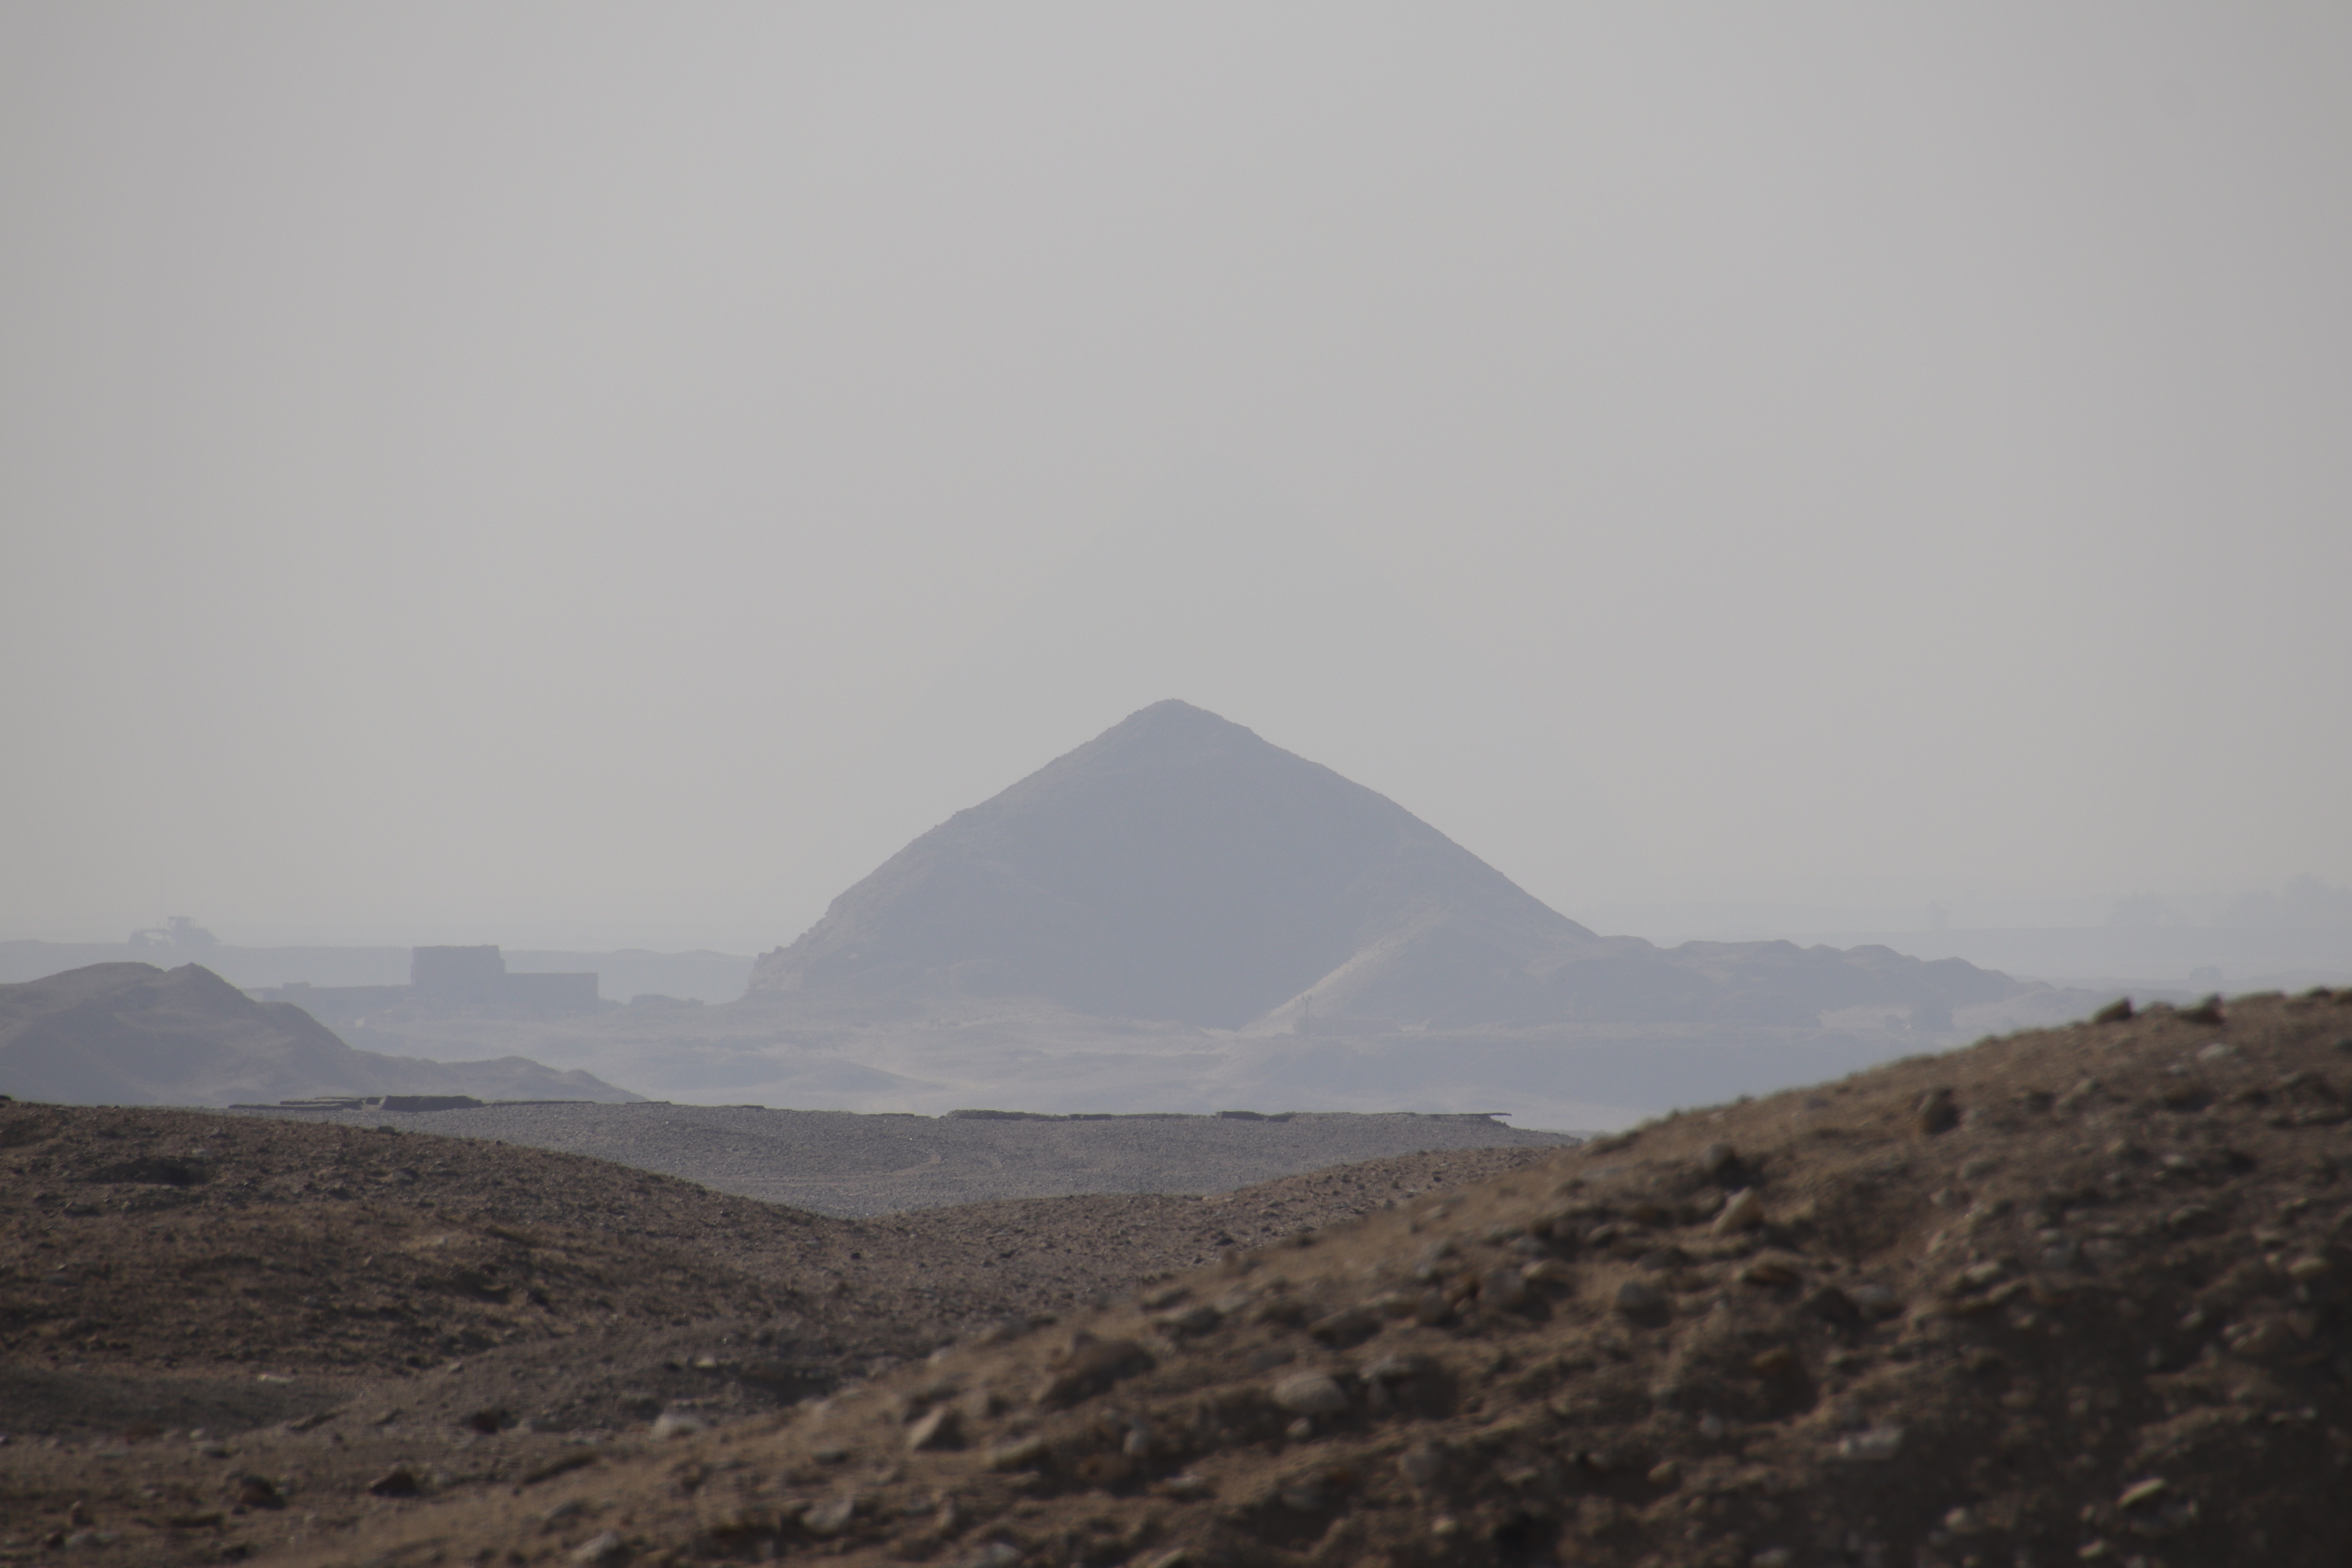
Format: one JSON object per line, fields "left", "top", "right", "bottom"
{"left": 4, "top": 990, "right": 2347, "bottom": 1566}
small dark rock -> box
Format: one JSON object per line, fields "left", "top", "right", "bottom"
{"left": 367, "top": 1468, "right": 421, "bottom": 1499}
{"left": 2179, "top": 995, "right": 2227, "bottom": 1027}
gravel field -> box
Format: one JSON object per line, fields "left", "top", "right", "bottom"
{"left": 232, "top": 1103, "right": 1575, "bottom": 1215}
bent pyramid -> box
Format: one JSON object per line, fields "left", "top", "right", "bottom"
{"left": 751, "top": 701, "right": 2021, "bottom": 1034}
{"left": 752, "top": 701, "right": 1602, "bottom": 1029}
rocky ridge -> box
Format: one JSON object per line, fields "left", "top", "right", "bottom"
{"left": 270, "top": 988, "right": 2352, "bottom": 1568}
{"left": 0, "top": 962, "right": 636, "bottom": 1107}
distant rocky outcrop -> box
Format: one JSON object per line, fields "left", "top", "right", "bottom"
{"left": 0, "top": 962, "right": 640, "bottom": 1107}
{"left": 751, "top": 700, "right": 2036, "bottom": 1036}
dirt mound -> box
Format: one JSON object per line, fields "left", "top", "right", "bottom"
{"left": 0, "top": 962, "right": 635, "bottom": 1106}
{"left": 236, "top": 987, "right": 2352, "bottom": 1568}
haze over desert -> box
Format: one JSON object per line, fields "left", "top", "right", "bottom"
{"left": 4, "top": 7, "right": 2348, "bottom": 1567}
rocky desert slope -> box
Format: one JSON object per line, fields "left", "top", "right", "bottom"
{"left": 0, "top": 1094, "right": 1546, "bottom": 1563}
{"left": 227, "top": 987, "right": 2352, "bottom": 1568}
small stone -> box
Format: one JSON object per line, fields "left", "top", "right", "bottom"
{"left": 1647, "top": 1459, "right": 1681, "bottom": 1487}
{"left": 1033, "top": 1335, "right": 1151, "bottom": 1407}
{"left": 1713, "top": 1189, "right": 1766, "bottom": 1234}
{"left": 1943, "top": 1506, "right": 1982, "bottom": 1534}
{"left": 1156, "top": 1305, "right": 1222, "bottom": 1336}
{"left": 1917, "top": 1088, "right": 1960, "bottom": 1136}
{"left": 2118, "top": 1477, "right": 2167, "bottom": 1509}
{"left": 974, "top": 1315, "right": 1034, "bottom": 1346}
{"left": 1272, "top": 1373, "right": 1349, "bottom": 1415}
{"left": 1520, "top": 1259, "right": 1573, "bottom": 1287}
{"left": 570, "top": 1532, "right": 624, "bottom": 1566}
{"left": 1307, "top": 1305, "right": 1382, "bottom": 1344}
{"left": 1739, "top": 1258, "right": 1799, "bottom": 1288}
{"left": 1279, "top": 1477, "right": 1327, "bottom": 1511}
{"left": 803, "top": 1494, "right": 858, "bottom": 1537}
{"left": 984, "top": 1436, "right": 1049, "bottom": 1471}
{"left": 1363, "top": 1352, "right": 1434, "bottom": 1383}
{"left": 1847, "top": 1283, "right": 1902, "bottom": 1318}
{"left": 366, "top": 1467, "right": 420, "bottom": 1499}
{"left": 1399, "top": 1444, "right": 1445, "bottom": 1485}
{"left": 1615, "top": 1280, "right": 1664, "bottom": 1314}
{"left": 1749, "top": 1347, "right": 1796, "bottom": 1376}
{"left": 906, "top": 1406, "right": 961, "bottom": 1451}
{"left": 1751, "top": 1550, "right": 1795, "bottom": 1568}
{"left": 1835, "top": 1426, "right": 1905, "bottom": 1461}
{"left": 1483, "top": 1265, "right": 1530, "bottom": 1309}
{"left": 1698, "top": 1142, "right": 1740, "bottom": 1180}
{"left": 233, "top": 1477, "right": 284, "bottom": 1510}
{"left": 2091, "top": 998, "right": 2133, "bottom": 1025}
{"left": 2287, "top": 1255, "right": 2330, "bottom": 1282}
{"left": 649, "top": 1411, "right": 704, "bottom": 1440}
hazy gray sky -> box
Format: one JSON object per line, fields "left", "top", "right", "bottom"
{"left": 4, "top": 5, "right": 2347, "bottom": 952}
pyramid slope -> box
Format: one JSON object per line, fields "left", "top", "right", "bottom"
{"left": 751, "top": 700, "right": 1597, "bottom": 1029}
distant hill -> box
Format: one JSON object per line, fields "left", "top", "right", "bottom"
{"left": 0, "top": 962, "right": 640, "bottom": 1107}
{"left": 752, "top": 699, "right": 2036, "bottom": 1037}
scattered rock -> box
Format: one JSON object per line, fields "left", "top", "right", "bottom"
{"left": 802, "top": 1494, "right": 858, "bottom": 1537}
{"left": 1307, "top": 1305, "right": 1382, "bottom": 1344}
{"left": 570, "top": 1528, "right": 624, "bottom": 1564}
{"left": 1615, "top": 1280, "right": 1665, "bottom": 1314}
{"left": 1271, "top": 1373, "right": 1350, "bottom": 1415}
{"left": 906, "top": 1405, "right": 961, "bottom": 1451}
{"left": 1835, "top": 1427, "right": 1905, "bottom": 1461}
{"left": 1916, "top": 1087, "right": 1960, "bottom": 1136}
{"left": 232, "top": 1476, "right": 285, "bottom": 1510}
{"left": 2180, "top": 995, "right": 2228, "bottom": 1027}
{"left": 1033, "top": 1334, "right": 1151, "bottom": 1407}
{"left": 1713, "top": 1188, "right": 1767, "bottom": 1233}
{"left": 367, "top": 1467, "right": 421, "bottom": 1499}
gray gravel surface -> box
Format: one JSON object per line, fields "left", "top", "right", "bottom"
{"left": 236, "top": 1103, "right": 1575, "bottom": 1215}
